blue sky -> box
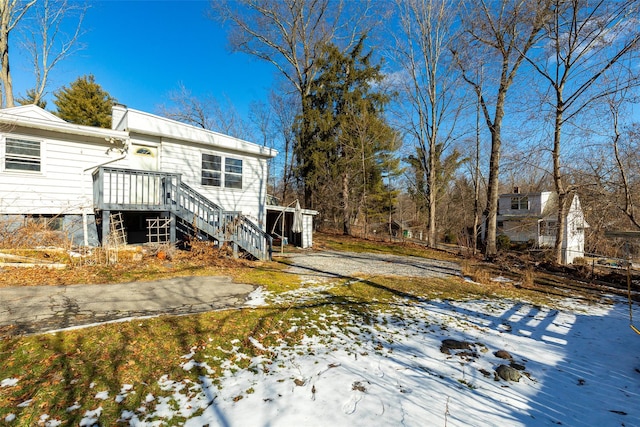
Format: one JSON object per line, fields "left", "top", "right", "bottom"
{"left": 13, "top": 0, "right": 275, "bottom": 117}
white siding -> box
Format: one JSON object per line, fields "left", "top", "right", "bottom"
{"left": 563, "top": 195, "right": 586, "bottom": 264}
{"left": 158, "top": 138, "right": 268, "bottom": 228}
{"left": 501, "top": 220, "right": 538, "bottom": 244}
{"left": 302, "top": 214, "right": 313, "bottom": 248}
{"left": 0, "top": 129, "right": 126, "bottom": 215}
{"left": 498, "top": 192, "right": 551, "bottom": 216}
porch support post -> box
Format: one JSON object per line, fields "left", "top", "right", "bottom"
{"left": 170, "top": 212, "right": 176, "bottom": 243}
{"left": 102, "top": 210, "right": 110, "bottom": 246}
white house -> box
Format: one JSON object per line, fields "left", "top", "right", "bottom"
{"left": 496, "top": 189, "right": 588, "bottom": 264}
{"left": 0, "top": 104, "right": 313, "bottom": 259}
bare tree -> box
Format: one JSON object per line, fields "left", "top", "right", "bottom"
{"left": 158, "top": 83, "right": 250, "bottom": 139}
{"left": 266, "top": 89, "right": 299, "bottom": 203}
{"left": 0, "top": 0, "right": 36, "bottom": 107}
{"left": 525, "top": 0, "right": 640, "bottom": 263}
{"left": 453, "top": 0, "right": 552, "bottom": 259}
{"left": 20, "top": 0, "right": 86, "bottom": 107}
{"left": 393, "top": 0, "right": 463, "bottom": 248}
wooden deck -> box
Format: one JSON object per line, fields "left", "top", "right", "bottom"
{"left": 92, "top": 167, "right": 272, "bottom": 260}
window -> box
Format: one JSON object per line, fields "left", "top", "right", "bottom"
{"left": 5, "top": 138, "right": 41, "bottom": 171}
{"left": 510, "top": 196, "right": 529, "bottom": 210}
{"left": 225, "top": 158, "right": 242, "bottom": 189}
{"left": 202, "top": 154, "right": 221, "bottom": 186}
{"left": 201, "top": 154, "right": 243, "bottom": 189}
{"left": 540, "top": 221, "right": 557, "bottom": 236}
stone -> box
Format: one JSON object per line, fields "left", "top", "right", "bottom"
{"left": 495, "top": 364, "right": 522, "bottom": 382}
{"left": 494, "top": 350, "right": 512, "bottom": 360}
{"left": 440, "top": 339, "right": 473, "bottom": 354}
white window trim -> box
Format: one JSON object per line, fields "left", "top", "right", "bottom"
{"left": 224, "top": 157, "right": 243, "bottom": 190}
{"left": 202, "top": 153, "right": 222, "bottom": 187}
{"left": 510, "top": 196, "right": 529, "bottom": 210}
{"left": 201, "top": 152, "right": 244, "bottom": 190}
{"left": 1, "top": 134, "right": 45, "bottom": 175}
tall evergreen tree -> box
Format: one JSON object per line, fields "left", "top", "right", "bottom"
{"left": 296, "top": 37, "right": 400, "bottom": 234}
{"left": 53, "top": 74, "right": 114, "bottom": 128}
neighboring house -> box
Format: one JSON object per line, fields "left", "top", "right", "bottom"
{"left": 0, "top": 104, "right": 292, "bottom": 260}
{"left": 496, "top": 189, "right": 588, "bottom": 264}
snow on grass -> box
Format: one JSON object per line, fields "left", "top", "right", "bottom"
{"left": 91, "top": 286, "right": 638, "bottom": 426}
{"left": 0, "top": 378, "right": 19, "bottom": 387}
{"left": 94, "top": 390, "right": 109, "bottom": 400}
{"left": 79, "top": 407, "right": 102, "bottom": 426}
{"left": 8, "top": 282, "right": 640, "bottom": 426}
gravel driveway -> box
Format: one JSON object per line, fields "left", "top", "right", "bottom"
{"left": 284, "top": 250, "right": 461, "bottom": 282}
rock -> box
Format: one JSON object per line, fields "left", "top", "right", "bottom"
{"left": 495, "top": 364, "right": 521, "bottom": 382}
{"left": 494, "top": 350, "right": 512, "bottom": 360}
{"left": 479, "top": 368, "right": 492, "bottom": 378}
{"left": 440, "top": 339, "right": 473, "bottom": 354}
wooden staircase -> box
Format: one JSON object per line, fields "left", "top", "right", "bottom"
{"left": 92, "top": 167, "right": 272, "bottom": 260}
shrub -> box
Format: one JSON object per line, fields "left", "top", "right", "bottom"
{"left": 496, "top": 234, "right": 511, "bottom": 251}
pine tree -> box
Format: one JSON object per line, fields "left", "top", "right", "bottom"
{"left": 53, "top": 75, "right": 114, "bottom": 128}
{"left": 296, "top": 37, "right": 400, "bottom": 235}
{"left": 16, "top": 89, "right": 47, "bottom": 109}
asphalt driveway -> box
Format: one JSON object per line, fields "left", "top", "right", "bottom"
{"left": 0, "top": 276, "right": 254, "bottom": 336}
{"left": 0, "top": 251, "right": 462, "bottom": 336}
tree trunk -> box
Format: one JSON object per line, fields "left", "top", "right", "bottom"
{"left": 472, "top": 97, "right": 481, "bottom": 255}
{"left": 0, "top": 16, "right": 10, "bottom": 108}
{"left": 552, "top": 101, "right": 566, "bottom": 264}
{"left": 484, "top": 124, "right": 502, "bottom": 259}
{"left": 428, "top": 137, "right": 437, "bottom": 248}
{"left": 342, "top": 170, "right": 350, "bottom": 235}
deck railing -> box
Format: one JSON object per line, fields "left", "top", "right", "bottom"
{"left": 92, "top": 166, "right": 272, "bottom": 260}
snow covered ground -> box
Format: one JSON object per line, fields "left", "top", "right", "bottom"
{"left": 4, "top": 281, "right": 640, "bottom": 426}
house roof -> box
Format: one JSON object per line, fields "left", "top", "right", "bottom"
{"left": 500, "top": 190, "right": 553, "bottom": 197}
{"left": 114, "top": 106, "right": 278, "bottom": 159}
{"left": 0, "top": 105, "right": 129, "bottom": 141}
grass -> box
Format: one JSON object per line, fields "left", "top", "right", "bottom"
{"left": 314, "top": 232, "right": 456, "bottom": 260}
{"left": 0, "top": 231, "right": 595, "bottom": 424}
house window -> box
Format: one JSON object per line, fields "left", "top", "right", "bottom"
{"left": 511, "top": 196, "right": 529, "bottom": 210}
{"left": 5, "top": 138, "right": 41, "bottom": 172}
{"left": 202, "top": 154, "right": 221, "bottom": 187}
{"left": 224, "top": 157, "right": 243, "bottom": 189}
{"left": 540, "top": 221, "right": 557, "bottom": 236}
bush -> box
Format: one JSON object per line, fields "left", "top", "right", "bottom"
{"left": 496, "top": 234, "right": 511, "bottom": 251}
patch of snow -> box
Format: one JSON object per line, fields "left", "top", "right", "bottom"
{"left": 1, "top": 377, "right": 18, "bottom": 387}
{"left": 116, "top": 384, "right": 134, "bottom": 403}
{"left": 245, "top": 287, "right": 268, "bottom": 306}
{"left": 248, "top": 336, "right": 267, "bottom": 351}
{"left": 79, "top": 407, "right": 102, "bottom": 426}
{"left": 94, "top": 390, "right": 109, "bottom": 400}
{"left": 66, "top": 402, "right": 81, "bottom": 412}
{"left": 4, "top": 414, "right": 15, "bottom": 422}
{"left": 17, "top": 399, "right": 32, "bottom": 408}
{"left": 35, "top": 413, "right": 63, "bottom": 426}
